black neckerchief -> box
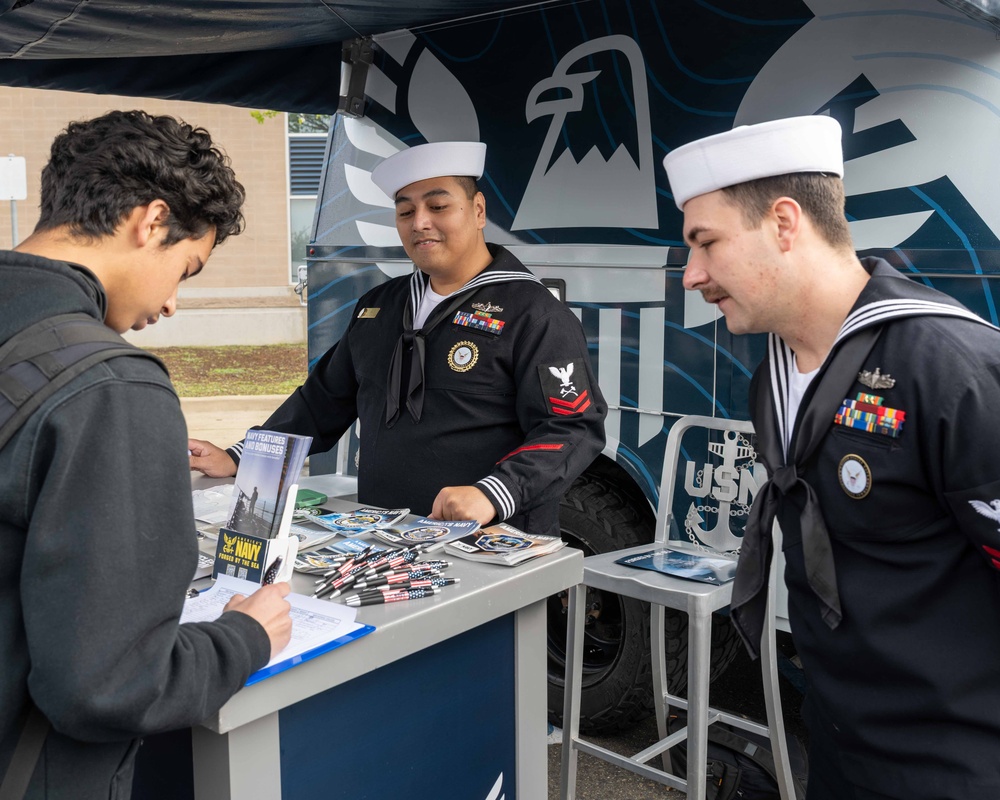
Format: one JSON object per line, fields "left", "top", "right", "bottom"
{"left": 384, "top": 244, "right": 542, "bottom": 427}
{"left": 730, "top": 257, "right": 998, "bottom": 657}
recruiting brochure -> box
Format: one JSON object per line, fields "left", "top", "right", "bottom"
{"left": 213, "top": 429, "right": 312, "bottom": 585}
{"left": 310, "top": 507, "right": 409, "bottom": 535}
{"left": 180, "top": 575, "right": 375, "bottom": 685}
{"left": 225, "top": 430, "right": 312, "bottom": 539}
{"left": 370, "top": 517, "right": 480, "bottom": 546}
{"left": 288, "top": 522, "right": 341, "bottom": 553}
{"left": 193, "top": 551, "right": 215, "bottom": 581}
{"left": 614, "top": 547, "right": 738, "bottom": 585}
{"left": 292, "top": 505, "right": 333, "bottom": 523}
{"left": 292, "top": 540, "right": 391, "bottom": 574}
{"left": 192, "top": 484, "right": 236, "bottom": 525}
{"left": 445, "top": 522, "right": 566, "bottom": 566}
{"left": 293, "top": 550, "right": 348, "bottom": 574}
{"left": 323, "top": 537, "right": 390, "bottom": 556}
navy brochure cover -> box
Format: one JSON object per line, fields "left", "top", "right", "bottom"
{"left": 226, "top": 430, "right": 311, "bottom": 539}
{"left": 310, "top": 507, "right": 409, "bottom": 535}
{"left": 370, "top": 517, "right": 479, "bottom": 546}
{"left": 615, "top": 548, "right": 738, "bottom": 585}
{"left": 212, "top": 530, "right": 269, "bottom": 582}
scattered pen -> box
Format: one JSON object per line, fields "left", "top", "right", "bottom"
{"left": 312, "top": 561, "right": 373, "bottom": 597}
{"left": 405, "top": 559, "right": 452, "bottom": 572}
{"left": 336, "top": 577, "right": 459, "bottom": 604}
{"left": 365, "top": 576, "right": 458, "bottom": 592}
{"left": 319, "top": 545, "right": 380, "bottom": 580}
{"left": 364, "top": 549, "right": 424, "bottom": 576}
{"left": 344, "top": 586, "right": 441, "bottom": 607}
{"left": 327, "top": 568, "right": 444, "bottom": 598}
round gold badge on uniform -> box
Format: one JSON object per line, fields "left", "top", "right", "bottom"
{"left": 448, "top": 340, "right": 479, "bottom": 372}
{"left": 838, "top": 454, "right": 871, "bottom": 499}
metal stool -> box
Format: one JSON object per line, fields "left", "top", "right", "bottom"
{"left": 559, "top": 415, "right": 795, "bottom": 799}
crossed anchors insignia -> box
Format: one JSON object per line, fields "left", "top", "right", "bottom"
{"left": 858, "top": 367, "right": 895, "bottom": 390}
{"left": 682, "top": 430, "right": 764, "bottom": 553}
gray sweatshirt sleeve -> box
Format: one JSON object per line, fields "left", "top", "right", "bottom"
{"left": 20, "top": 373, "right": 270, "bottom": 742}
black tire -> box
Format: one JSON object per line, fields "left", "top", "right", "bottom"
{"left": 547, "top": 470, "right": 743, "bottom": 735}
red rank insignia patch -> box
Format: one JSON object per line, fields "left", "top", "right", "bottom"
{"left": 538, "top": 358, "right": 593, "bottom": 416}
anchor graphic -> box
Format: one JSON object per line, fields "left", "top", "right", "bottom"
{"left": 682, "top": 430, "right": 763, "bottom": 551}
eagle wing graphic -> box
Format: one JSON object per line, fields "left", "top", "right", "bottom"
{"left": 548, "top": 364, "right": 572, "bottom": 384}
{"left": 968, "top": 499, "right": 1000, "bottom": 523}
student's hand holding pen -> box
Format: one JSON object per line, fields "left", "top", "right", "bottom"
{"left": 225, "top": 582, "right": 293, "bottom": 660}
{"left": 188, "top": 437, "right": 238, "bottom": 478}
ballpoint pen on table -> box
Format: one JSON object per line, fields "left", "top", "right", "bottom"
{"left": 336, "top": 577, "right": 459, "bottom": 604}
{"left": 327, "top": 567, "right": 444, "bottom": 598}
{"left": 343, "top": 586, "right": 441, "bottom": 607}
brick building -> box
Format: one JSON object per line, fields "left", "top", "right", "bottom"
{"left": 0, "top": 87, "right": 310, "bottom": 346}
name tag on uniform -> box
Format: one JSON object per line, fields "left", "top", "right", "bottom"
{"left": 357, "top": 307, "right": 380, "bottom": 319}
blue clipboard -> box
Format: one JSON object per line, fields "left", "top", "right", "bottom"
{"left": 245, "top": 623, "right": 377, "bottom": 686}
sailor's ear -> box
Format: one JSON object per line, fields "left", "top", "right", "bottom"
{"left": 771, "top": 197, "right": 802, "bottom": 253}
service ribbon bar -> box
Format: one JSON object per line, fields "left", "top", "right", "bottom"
{"left": 453, "top": 310, "right": 505, "bottom": 335}
{"left": 834, "top": 393, "right": 906, "bottom": 438}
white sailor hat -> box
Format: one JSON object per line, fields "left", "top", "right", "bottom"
{"left": 662, "top": 116, "right": 843, "bottom": 210}
{"left": 371, "top": 141, "right": 487, "bottom": 199}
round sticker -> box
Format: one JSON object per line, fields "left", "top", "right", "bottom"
{"left": 402, "top": 526, "right": 449, "bottom": 541}
{"left": 339, "top": 514, "right": 380, "bottom": 528}
{"left": 838, "top": 454, "right": 871, "bottom": 499}
{"left": 448, "top": 340, "right": 479, "bottom": 372}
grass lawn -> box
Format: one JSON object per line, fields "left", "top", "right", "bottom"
{"left": 149, "top": 344, "right": 308, "bottom": 397}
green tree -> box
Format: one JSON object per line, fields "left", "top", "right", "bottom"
{"left": 289, "top": 113, "right": 332, "bottom": 133}
{"left": 250, "top": 110, "right": 332, "bottom": 133}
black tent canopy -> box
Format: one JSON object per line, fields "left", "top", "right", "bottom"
{"left": 0, "top": 0, "right": 547, "bottom": 113}
{"left": 0, "top": 0, "right": 997, "bottom": 113}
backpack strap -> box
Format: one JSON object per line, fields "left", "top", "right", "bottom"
{"left": 706, "top": 725, "right": 807, "bottom": 800}
{"left": 0, "top": 312, "right": 167, "bottom": 451}
{"left": 0, "top": 315, "right": 167, "bottom": 796}
{"left": 707, "top": 725, "right": 779, "bottom": 780}
{"left": 0, "top": 705, "right": 50, "bottom": 800}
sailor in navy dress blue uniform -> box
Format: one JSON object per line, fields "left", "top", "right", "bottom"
{"left": 663, "top": 115, "right": 1000, "bottom": 799}
{"left": 257, "top": 241, "right": 606, "bottom": 538}
{"left": 191, "top": 140, "right": 606, "bottom": 537}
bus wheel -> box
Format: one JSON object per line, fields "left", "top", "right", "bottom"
{"left": 548, "top": 471, "right": 741, "bottom": 734}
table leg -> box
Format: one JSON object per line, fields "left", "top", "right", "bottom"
{"left": 192, "top": 712, "right": 280, "bottom": 800}
{"left": 516, "top": 599, "right": 548, "bottom": 799}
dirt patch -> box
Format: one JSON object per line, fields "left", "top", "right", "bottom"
{"left": 149, "top": 344, "right": 308, "bottom": 397}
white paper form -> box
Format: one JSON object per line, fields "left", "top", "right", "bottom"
{"left": 181, "top": 574, "right": 372, "bottom": 680}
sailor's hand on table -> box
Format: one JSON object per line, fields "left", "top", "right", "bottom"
{"left": 188, "top": 438, "right": 238, "bottom": 478}
{"left": 224, "top": 582, "right": 293, "bottom": 660}
{"left": 430, "top": 485, "right": 497, "bottom": 526}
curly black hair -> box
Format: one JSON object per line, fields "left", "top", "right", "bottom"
{"left": 35, "top": 109, "right": 245, "bottom": 246}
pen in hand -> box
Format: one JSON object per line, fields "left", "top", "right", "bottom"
{"left": 263, "top": 556, "right": 283, "bottom": 585}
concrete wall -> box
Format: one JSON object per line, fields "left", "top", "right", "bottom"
{"left": 0, "top": 87, "right": 307, "bottom": 345}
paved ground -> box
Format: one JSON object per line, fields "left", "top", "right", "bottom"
{"left": 181, "top": 396, "right": 807, "bottom": 799}
{"left": 181, "top": 394, "right": 285, "bottom": 445}
{"left": 547, "top": 715, "right": 683, "bottom": 799}
{"left": 545, "top": 637, "right": 806, "bottom": 799}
